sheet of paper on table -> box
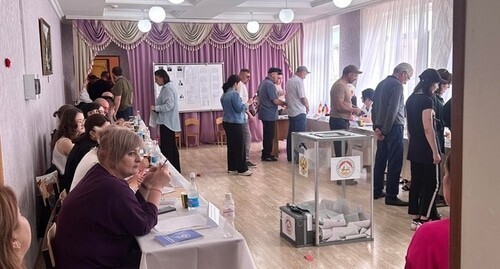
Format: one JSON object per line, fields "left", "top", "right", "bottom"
{"left": 154, "top": 214, "right": 209, "bottom": 233}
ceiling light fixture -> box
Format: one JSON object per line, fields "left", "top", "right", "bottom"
{"left": 138, "top": 9, "right": 152, "bottom": 33}
{"left": 168, "top": 0, "right": 184, "bottom": 3}
{"left": 149, "top": 6, "right": 166, "bottom": 23}
{"left": 332, "top": 0, "right": 352, "bottom": 9}
{"left": 246, "top": 12, "right": 260, "bottom": 34}
{"left": 279, "top": 0, "right": 294, "bottom": 23}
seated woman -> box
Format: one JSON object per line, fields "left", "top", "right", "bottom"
{"left": 360, "top": 88, "right": 374, "bottom": 123}
{"left": 405, "top": 153, "right": 451, "bottom": 268}
{"left": 0, "top": 185, "right": 32, "bottom": 269}
{"left": 50, "top": 107, "right": 85, "bottom": 176}
{"left": 61, "top": 114, "right": 110, "bottom": 192}
{"left": 53, "top": 125, "right": 171, "bottom": 268}
{"left": 76, "top": 74, "right": 98, "bottom": 108}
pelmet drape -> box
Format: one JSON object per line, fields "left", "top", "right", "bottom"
{"left": 73, "top": 20, "right": 302, "bottom": 143}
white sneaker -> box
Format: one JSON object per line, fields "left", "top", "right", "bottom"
{"left": 410, "top": 220, "right": 424, "bottom": 231}
{"left": 238, "top": 170, "right": 252, "bottom": 176}
{"left": 227, "top": 170, "right": 237, "bottom": 175}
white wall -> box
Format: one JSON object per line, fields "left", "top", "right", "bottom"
{"left": 461, "top": 1, "right": 500, "bottom": 267}
{"left": 0, "top": 0, "right": 64, "bottom": 266}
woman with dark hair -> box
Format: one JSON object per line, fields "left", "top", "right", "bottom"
{"left": 360, "top": 88, "right": 375, "bottom": 123}
{"left": 0, "top": 186, "right": 31, "bottom": 269}
{"left": 151, "top": 68, "right": 181, "bottom": 172}
{"left": 61, "top": 114, "right": 110, "bottom": 192}
{"left": 77, "top": 74, "right": 98, "bottom": 107}
{"left": 432, "top": 69, "right": 452, "bottom": 153}
{"left": 51, "top": 107, "right": 85, "bottom": 176}
{"left": 54, "top": 126, "right": 172, "bottom": 268}
{"left": 221, "top": 74, "right": 252, "bottom": 176}
{"left": 405, "top": 68, "right": 446, "bottom": 230}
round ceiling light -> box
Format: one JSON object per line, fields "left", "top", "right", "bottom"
{"left": 169, "top": 0, "right": 185, "bottom": 3}
{"left": 279, "top": 9, "right": 294, "bottom": 23}
{"left": 333, "top": 0, "right": 352, "bottom": 8}
{"left": 246, "top": 21, "right": 260, "bottom": 34}
{"left": 138, "top": 19, "right": 152, "bottom": 33}
{"left": 149, "top": 6, "right": 166, "bottom": 23}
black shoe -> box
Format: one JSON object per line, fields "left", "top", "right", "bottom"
{"left": 385, "top": 197, "right": 409, "bottom": 206}
{"left": 246, "top": 161, "right": 257, "bottom": 167}
{"left": 261, "top": 157, "right": 274, "bottom": 162}
{"left": 271, "top": 156, "right": 278, "bottom": 161}
{"left": 336, "top": 180, "right": 358, "bottom": 186}
{"left": 374, "top": 192, "right": 386, "bottom": 200}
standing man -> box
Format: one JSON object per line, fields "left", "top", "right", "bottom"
{"left": 111, "top": 67, "right": 134, "bottom": 120}
{"left": 285, "top": 66, "right": 310, "bottom": 162}
{"left": 258, "top": 67, "right": 287, "bottom": 162}
{"left": 237, "top": 68, "right": 257, "bottom": 167}
{"left": 330, "top": 65, "right": 363, "bottom": 185}
{"left": 372, "top": 62, "right": 413, "bottom": 206}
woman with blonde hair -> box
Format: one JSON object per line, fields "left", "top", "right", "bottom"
{"left": 0, "top": 186, "right": 31, "bottom": 269}
{"left": 54, "top": 126, "right": 171, "bottom": 268}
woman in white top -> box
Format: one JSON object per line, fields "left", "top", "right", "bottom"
{"left": 77, "top": 74, "right": 98, "bottom": 105}
{"left": 51, "top": 106, "right": 85, "bottom": 175}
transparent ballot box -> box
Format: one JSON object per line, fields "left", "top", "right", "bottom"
{"left": 290, "top": 130, "right": 374, "bottom": 246}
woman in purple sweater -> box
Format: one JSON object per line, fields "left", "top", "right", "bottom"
{"left": 53, "top": 125, "right": 171, "bottom": 268}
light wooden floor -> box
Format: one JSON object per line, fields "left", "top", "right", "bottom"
{"left": 179, "top": 142, "right": 449, "bottom": 269}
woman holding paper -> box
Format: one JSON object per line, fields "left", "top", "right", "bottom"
{"left": 54, "top": 125, "right": 172, "bottom": 268}
{"left": 152, "top": 68, "right": 182, "bottom": 173}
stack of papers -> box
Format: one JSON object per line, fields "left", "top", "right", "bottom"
{"left": 154, "top": 214, "right": 208, "bottom": 233}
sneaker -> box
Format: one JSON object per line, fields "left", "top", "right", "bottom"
{"left": 238, "top": 170, "right": 253, "bottom": 176}
{"left": 246, "top": 161, "right": 257, "bottom": 167}
{"left": 227, "top": 170, "right": 237, "bottom": 175}
{"left": 410, "top": 219, "right": 429, "bottom": 231}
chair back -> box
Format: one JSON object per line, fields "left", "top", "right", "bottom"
{"left": 184, "top": 118, "right": 200, "bottom": 147}
{"left": 215, "top": 117, "right": 226, "bottom": 145}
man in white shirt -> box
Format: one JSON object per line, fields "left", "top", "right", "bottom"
{"left": 285, "top": 66, "right": 310, "bottom": 162}
{"left": 237, "top": 68, "right": 256, "bottom": 167}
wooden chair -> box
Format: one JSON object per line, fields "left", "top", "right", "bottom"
{"left": 215, "top": 117, "right": 226, "bottom": 146}
{"left": 175, "top": 132, "right": 182, "bottom": 148}
{"left": 184, "top": 118, "right": 200, "bottom": 148}
{"left": 42, "top": 222, "right": 57, "bottom": 269}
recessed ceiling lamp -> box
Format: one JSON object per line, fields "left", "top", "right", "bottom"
{"left": 247, "top": 12, "right": 260, "bottom": 34}
{"left": 169, "top": 0, "right": 184, "bottom": 3}
{"left": 333, "top": 0, "right": 352, "bottom": 8}
{"left": 149, "top": 6, "right": 166, "bottom": 23}
{"left": 279, "top": 0, "right": 294, "bottom": 23}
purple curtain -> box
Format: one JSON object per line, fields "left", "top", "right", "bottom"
{"left": 75, "top": 21, "right": 301, "bottom": 145}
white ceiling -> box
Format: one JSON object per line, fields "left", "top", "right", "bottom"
{"left": 55, "top": 0, "right": 384, "bottom": 23}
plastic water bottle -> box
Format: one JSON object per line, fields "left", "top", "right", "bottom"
{"left": 136, "top": 110, "right": 142, "bottom": 124}
{"left": 150, "top": 140, "right": 159, "bottom": 166}
{"left": 187, "top": 172, "right": 199, "bottom": 210}
{"left": 222, "top": 193, "right": 235, "bottom": 238}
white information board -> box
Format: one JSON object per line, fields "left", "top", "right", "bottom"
{"left": 153, "top": 63, "right": 224, "bottom": 112}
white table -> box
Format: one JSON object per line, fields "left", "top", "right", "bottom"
{"left": 135, "top": 145, "right": 256, "bottom": 269}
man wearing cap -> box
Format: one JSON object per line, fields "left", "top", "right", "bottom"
{"left": 285, "top": 66, "right": 310, "bottom": 162}
{"left": 330, "top": 64, "right": 363, "bottom": 166}
{"left": 258, "top": 67, "right": 287, "bottom": 161}
{"left": 372, "top": 62, "right": 413, "bottom": 206}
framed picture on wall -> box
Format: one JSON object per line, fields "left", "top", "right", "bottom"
{"left": 39, "top": 18, "right": 53, "bottom": 75}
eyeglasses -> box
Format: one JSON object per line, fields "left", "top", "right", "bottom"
{"left": 403, "top": 71, "right": 412, "bottom": 80}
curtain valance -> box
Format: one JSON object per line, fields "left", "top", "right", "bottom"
{"left": 74, "top": 20, "right": 301, "bottom": 51}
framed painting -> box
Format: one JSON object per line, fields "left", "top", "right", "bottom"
{"left": 39, "top": 18, "right": 53, "bottom": 75}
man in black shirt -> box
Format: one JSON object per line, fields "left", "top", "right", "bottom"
{"left": 89, "top": 71, "right": 113, "bottom": 101}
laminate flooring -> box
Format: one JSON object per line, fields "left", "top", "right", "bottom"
{"left": 179, "top": 142, "right": 449, "bottom": 269}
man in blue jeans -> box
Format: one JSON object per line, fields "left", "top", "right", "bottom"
{"left": 330, "top": 65, "right": 363, "bottom": 185}
{"left": 285, "top": 66, "right": 310, "bottom": 162}
{"left": 372, "top": 62, "right": 413, "bottom": 206}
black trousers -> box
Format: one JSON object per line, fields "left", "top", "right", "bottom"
{"left": 408, "top": 162, "right": 439, "bottom": 218}
{"left": 223, "top": 122, "right": 248, "bottom": 173}
{"left": 261, "top": 120, "right": 276, "bottom": 159}
{"left": 159, "top": 124, "right": 181, "bottom": 173}
{"left": 329, "top": 117, "right": 349, "bottom": 157}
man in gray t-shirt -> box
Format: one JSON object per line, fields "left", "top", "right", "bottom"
{"left": 258, "top": 67, "right": 287, "bottom": 161}
{"left": 285, "top": 66, "right": 310, "bottom": 162}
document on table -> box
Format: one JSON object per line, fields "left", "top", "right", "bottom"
{"left": 154, "top": 214, "right": 209, "bottom": 233}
